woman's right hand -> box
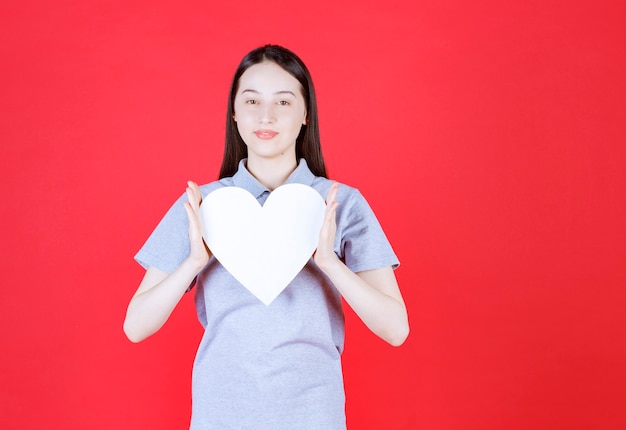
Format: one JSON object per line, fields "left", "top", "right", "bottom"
{"left": 184, "top": 181, "right": 211, "bottom": 269}
{"left": 124, "top": 181, "right": 211, "bottom": 342}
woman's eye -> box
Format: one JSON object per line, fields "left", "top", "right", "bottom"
{"left": 246, "top": 99, "right": 258, "bottom": 105}
{"left": 278, "top": 100, "right": 290, "bottom": 106}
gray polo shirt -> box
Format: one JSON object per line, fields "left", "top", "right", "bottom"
{"left": 135, "top": 159, "right": 399, "bottom": 430}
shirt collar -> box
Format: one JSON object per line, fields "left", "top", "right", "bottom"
{"left": 232, "top": 158, "right": 317, "bottom": 198}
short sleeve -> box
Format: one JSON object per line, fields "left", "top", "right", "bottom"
{"left": 134, "top": 193, "right": 191, "bottom": 274}
{"left": 335, "top": 188, "right": 400, "bottom": 273}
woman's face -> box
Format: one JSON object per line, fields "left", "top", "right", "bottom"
{"left": 234, "top": 61, "right": 307, "bottom": 163}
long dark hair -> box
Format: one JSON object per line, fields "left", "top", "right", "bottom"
{"left": 219, "top": 45, "right": 327, "bottom": 179}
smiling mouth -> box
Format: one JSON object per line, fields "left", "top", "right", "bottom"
{"left": 254, "top": 130, "right": 278, "bottom": 139}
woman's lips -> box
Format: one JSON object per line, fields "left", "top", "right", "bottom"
{"left": 254, "top": 130, "right": 278, "bottom": 139}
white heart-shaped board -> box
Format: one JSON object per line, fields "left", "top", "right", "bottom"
{"left": 199, "top": 183, "right": 326, "bottom": 305}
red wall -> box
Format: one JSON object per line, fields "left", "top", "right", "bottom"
{"left": 1, "top": 1, "right": 625, "bottom": 429}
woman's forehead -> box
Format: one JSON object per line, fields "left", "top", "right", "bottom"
{"left": 237, "top": 61, "right": 302, "bottom": 93}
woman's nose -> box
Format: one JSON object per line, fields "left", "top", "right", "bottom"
{"left": 259, "top": 104, "right": 275, "bottom": 124}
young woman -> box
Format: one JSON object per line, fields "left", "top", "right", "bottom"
{"left": 124, "top": 44, "right": 409, "bottom": 429}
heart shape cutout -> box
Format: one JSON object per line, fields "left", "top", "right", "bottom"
{"left": 199, "top": 183, "right": 326, "bottom": 305}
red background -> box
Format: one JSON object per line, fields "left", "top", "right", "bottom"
{"left": 1, "top": 1, "right": 625, "bottom": 429}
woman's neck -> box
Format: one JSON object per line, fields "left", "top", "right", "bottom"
{"left": 246, "top": 156, "right": 298, "bottom": 191}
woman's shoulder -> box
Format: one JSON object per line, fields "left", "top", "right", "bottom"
{"left": 198, "top": 177, "right": 235, "bottom": 198}
{"left": 310, "top": 176, "right": 365, "bottom": 207}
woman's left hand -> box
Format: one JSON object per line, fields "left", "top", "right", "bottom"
{"left": 314, "top": 182, "right": 340, "bottom": 270}
{"left": 312, "top": 182, "right": 409, "bottom": 346}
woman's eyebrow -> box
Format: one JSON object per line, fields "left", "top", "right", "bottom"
{"left": 240, "top": 89, "right": 296, "bottom": 96}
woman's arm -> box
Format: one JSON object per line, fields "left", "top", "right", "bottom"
{"left": 320, "top": 263, "right": 408, "bottom": 346}
{"left": 123, "top": 181, "right": 209, "bottom": 343}
{"left": 314, "top": 183, "right": 409, "bottom": 346}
